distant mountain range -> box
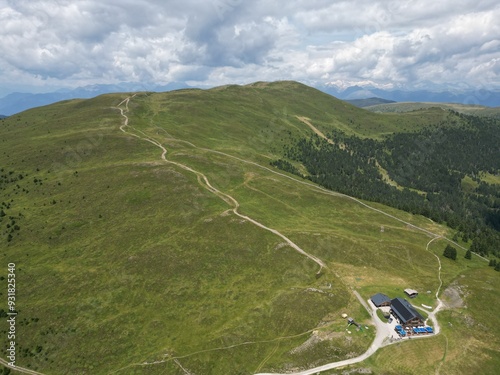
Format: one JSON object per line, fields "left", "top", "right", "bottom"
{"left": 1, "top": 81, "right": 499, "bottom": 115}
{"left": 0, "top": 114, "right": 7, "bottom": 119}
{"left": 345, "top": 97, "right": 396, "bottom": 108}
{"left": 319, "top": 84, "right": 500, "bottom": 107}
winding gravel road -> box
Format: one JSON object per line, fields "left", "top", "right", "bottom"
{"left": 0, "top": 96, "right": 472, "bottom": 374}
{"left": 117, "top": 95, "right": 452, "bottom": 374}
{"left": 116, "top": 97, "right": 326, "bottom": 270}
{"left": 255, "top": 291, "right": 393, "bottom": 375}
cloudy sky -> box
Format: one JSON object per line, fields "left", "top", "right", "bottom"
{"left": 1, "top": 0, "right": 499, "bottom": 95}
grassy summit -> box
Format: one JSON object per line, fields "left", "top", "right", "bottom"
{"left": 0, "top": 82, "right": 498, "bottom": 374}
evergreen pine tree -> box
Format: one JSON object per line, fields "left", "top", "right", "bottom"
{"left": 443, "top": 245, "right": 457, "bottom": 260}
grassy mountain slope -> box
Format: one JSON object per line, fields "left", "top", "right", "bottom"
{"left": 0, "top": 82, "right": 498, "bottom": 374}
{"left": 134, "top": 81, "right": 456, "bottom": 146}
{"left": 366, "top": 101, "right": 500, "bottom": 118}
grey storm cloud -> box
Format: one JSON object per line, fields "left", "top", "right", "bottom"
{"left": 0, "top": 0, "right": 499, "bottom": 92}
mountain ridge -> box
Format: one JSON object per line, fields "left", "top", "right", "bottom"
{"left": 0, "top": 81, "right": 191, "bottom": 115}
{"left": 2, "top": 80, "right": 500, "bottom": 115}
{"left": 346, "top": 97, "right": 396, "bottom": 107}
{"left": 364, "top": 101, "right": 500, "bottom": 118}
{"left": 0, "top": 81, "right": 498, "bottom": 374}
{"left": 319, "top": 84, "right": 500, "bottom": 107}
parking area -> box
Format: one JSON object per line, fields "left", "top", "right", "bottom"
{"left": 386, "top": 313, "right": 402, "bottom": 339}
{"left": 368, "top": 299, "right": 400, "bottom": 339}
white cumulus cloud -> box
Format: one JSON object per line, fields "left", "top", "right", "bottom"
{"left": 0, "top": 0, "right": 498, "bottom": 93}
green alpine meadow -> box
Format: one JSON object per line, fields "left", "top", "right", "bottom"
{"left": 0, "top": 82, "right": 498, "bottom": 375}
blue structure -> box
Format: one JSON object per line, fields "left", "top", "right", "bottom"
{"left": 394, "top": 324, "right": 407, "bottom": 336}
{"left": 410, "top": 327, "right": 433, "bottom": 335}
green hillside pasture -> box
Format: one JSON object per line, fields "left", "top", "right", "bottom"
{"left": 0, "top": 100, "right": 360, "bottom": 374}
{"left": 366, "top": 102, "right": 500, "bottom": 119}
{"left": 0, "top": 94, "right": 158, "bottom": 174}
{"left": 262, "top": 295, "right": 375, "bottom": 373}
{"left": 128, "top": 83, "right": 456, "bottom": 162}
{"left": 425, "top": 238, "right": 486, "bottom": 286}
{"left": 436, "top": 267, "right": 500, "bottom": 375}
{"left": 0, "top": 86, "right": 496, "bottom": 374}
{"left": 153, "top": 153, "right": 435, "bottom": 326}
{"left": 100, "top": 87, "right": 497, "bottom": 374}
{"left": 151, "top": 132, "right": 495, "bottom": 374}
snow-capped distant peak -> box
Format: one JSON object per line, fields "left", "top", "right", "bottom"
{"left": 324, "top": 80, "right": 398, "bottom": 91}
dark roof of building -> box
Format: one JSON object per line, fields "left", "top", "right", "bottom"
{"left": 371, "top": 293, "right": 391, "bottom": 306}
{"left": 391, "top": 297, "right": 424, "bottom": 324}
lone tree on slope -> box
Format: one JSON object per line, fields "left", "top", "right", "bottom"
{"left": 443, "top": 245, "right": 457, "bottom": 260}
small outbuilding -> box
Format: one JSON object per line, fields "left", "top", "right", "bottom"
{"left": 370, "top": 293, "right": 391, "bottom": 307}
{"left": 404, "top": 289, "right": 418, "bottom": 298}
